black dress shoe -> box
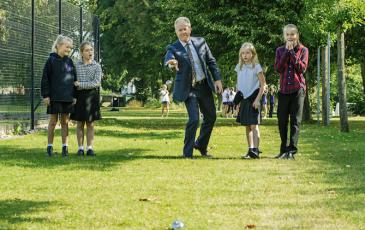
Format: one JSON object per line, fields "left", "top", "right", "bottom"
{"left": 77, "top": 149, "right": 84, "bottom": 156}
{"left": 86, "top": 149, "right": 95, "bottom": 156}
{"left": 47, "top": 146, "right": 53, "bottom": 157}
{"left": 286, "top": 151, "right": 296, "bottom": 160}
{"left": 194, "top": 145, "right": 213, "bottom": 157}
{"left": 62, "top": 146, "right": 69, "bottom": 157}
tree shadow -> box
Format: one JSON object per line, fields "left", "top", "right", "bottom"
{"left": 0, "top": 199, "right": 56, "bottom": 226}
{"left": 0, "top": 146, "right": 153, "bottom": 171}
{"left": 96, "top": 129, "right": 182, "bottom": 139}
{"left": 299, "top": 119, "right": 365, "bottom": 209}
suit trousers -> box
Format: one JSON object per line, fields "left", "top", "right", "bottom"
{"left": 183, "top": 81, "right": 216, "bottom": 156}
{"left": 277, "top": 88, "right": 305, "bottom": 153}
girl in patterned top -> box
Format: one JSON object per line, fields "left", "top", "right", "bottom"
{"left": 71, "top": 41, "right": 102, "bottom": 156}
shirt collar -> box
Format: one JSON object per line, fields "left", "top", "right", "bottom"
{"left": 179, "top": 39, "right": 191, "bottom": 47}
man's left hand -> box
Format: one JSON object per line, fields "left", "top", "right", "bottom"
{"left": 214, "top": 80, "right": 223, "bottom": 94}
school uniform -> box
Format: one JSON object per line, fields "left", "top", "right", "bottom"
{"left": 160, "top": 89, "right": 170, "bottom": 104}
{"left": 235, "top": 63, "right": 263, "bottom": 125}
{"left": 275, "top": 44, "right": 308, "bottom": 155}
{"left": 70, "top": 60, "right": 102, "bottom": 122}
{"left": 41, "top": 52, "right": 77, "bottom": 114}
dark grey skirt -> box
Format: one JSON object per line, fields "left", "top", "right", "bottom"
{"left": 47, "top": 101, "right": 74, "bottom": 114}
{"left": 236, "top": 89, "right": 260, "bottom": 125}
{"left": 70, "top": 88, "right": 101, "bottom": 122}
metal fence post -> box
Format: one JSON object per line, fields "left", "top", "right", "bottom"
{"left": 327, "top": 33, "right": 331, "bottom": 124}
{"left": 317, "top": 47, "right": 320, "bottom": 126}
{"left": 93, "top": 16, "right": 100, "bottom": 62}
{"left": 31, "top": 0, "right": 35, "bottom": 130}
{"left": 80, "top": 6, "right": 83, "bottom": 44}
{"left": 58, "top": 0, "right": 62, "bottom": 34}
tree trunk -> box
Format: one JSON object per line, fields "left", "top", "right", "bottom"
{"left": 337, "top": 31, "right": 349, "bottom": 132}
{"left": 361, "top": 61, "right": 365, "bottom": 104}
{"left": 303, "top": 77, "right": 311, "bottom": 122}
{"left": 321, "top": 46, "right": 329, "bottom": 125}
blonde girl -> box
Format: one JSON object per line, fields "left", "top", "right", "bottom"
{"left": 235, "top": 42, "right": 266, "bottom": 159}
{"left": 41, "top": 35, "right": 78, "bottom": 157}
{"left": 160, "top": 84, "right": 170, "bottom": 117}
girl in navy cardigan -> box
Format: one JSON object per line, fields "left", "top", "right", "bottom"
{"left": 41, "top": 35, "right": 78, "bottom": 157}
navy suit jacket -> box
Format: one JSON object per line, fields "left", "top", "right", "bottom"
{"left": 164, "top": 37, "right": 221, "bottom": 102}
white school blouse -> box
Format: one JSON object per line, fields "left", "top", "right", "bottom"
{"left": 235, "top": 63, "right": 263, "bottom": 99}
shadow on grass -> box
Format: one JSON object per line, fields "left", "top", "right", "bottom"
{"left": 97, "top": 116, "right": 278, "bottom": 130}
{"left": 96, "top": 129, "right": 182, "bottom": 139}
{"left": 300, "top": 119, "right": 365, "bottom": 214}
{"left": 0, "top": 146, "right": 152, "bottom": 170}
{"left": 0, "top": 199, "right": 56, "bottom": 226}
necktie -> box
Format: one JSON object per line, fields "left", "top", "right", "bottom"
{"left": 185, "top": 43, "right": 196, "bottom": 87}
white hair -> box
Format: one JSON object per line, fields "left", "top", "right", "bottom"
{"left": 51, "top": 34, "right": 73, "bottom": 53}
{"left": 174, "top": 17, "right": 191, "bottom": 29}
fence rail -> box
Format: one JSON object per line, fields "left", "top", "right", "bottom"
{"left": 0, "top": 0, "right": 100, "bottom": 132}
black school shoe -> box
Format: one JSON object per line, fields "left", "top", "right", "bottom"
{"left": 86, "top": 149, "right": 95, "bottom": 156}
{"left": 47, "top": 146, "right": 53, "bottom": 157}
{"left": 242, "top": 148, "right": 260, "bottom": 159}
{"left": 62, "top": 146, "right": 69, "bottom": 157}
{"left": 77, "top": 149, "right": 84, "bottom": 156}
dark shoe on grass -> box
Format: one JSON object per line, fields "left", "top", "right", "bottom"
{"left": 77, "top": 149, "right": 84, "bottom": 156}
{"left": 86, "top": 149, "right": 95, "bottom": 156}
{"left": 62, "top": 146, "right": 69, "bottom": 157}
{"left": 47, "top": 146, "right": 53, "bottom": 157}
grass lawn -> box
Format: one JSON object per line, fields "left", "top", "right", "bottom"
{"left": 0, "top": 108, "right": 364, "bottom": 229}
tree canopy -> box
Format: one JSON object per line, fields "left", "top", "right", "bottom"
{"left": 91, "top": 0, "right": 364, "bottom": 106}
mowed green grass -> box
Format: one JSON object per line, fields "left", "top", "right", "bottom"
{"left": 0, "top": 108, "right": 364, "bottom": 229}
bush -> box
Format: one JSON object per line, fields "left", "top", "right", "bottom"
{"left": 127, "top": 99, "right": 143, "bottom": 108}
{"left": 352, "top": 97, "right": 365, "bottom": 115}
{"left": 144, "top": 98, "right": 161, "bottom": 108}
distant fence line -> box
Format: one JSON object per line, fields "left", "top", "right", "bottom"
{"left": 0, "top": 0, "right": 100, "bottom": 131}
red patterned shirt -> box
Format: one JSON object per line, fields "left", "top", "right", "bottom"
{"left": 275, "top": 44, "right": 308, "bottom": 94}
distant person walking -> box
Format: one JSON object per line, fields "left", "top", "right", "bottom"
{"left": 268, "top": 85, "right": 276, "bottom": 118}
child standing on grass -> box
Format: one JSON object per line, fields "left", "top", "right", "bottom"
{"left": 70, "top": 41, "right": 102, "bottom": 156}
{"left": 274, "top": 24, "right": 308, "bottom": 160}
{"left": 235, "top": 42, "right": 266, "bottom": 159}
{"left": 160, "top": 84, "right": 170, "bottom": 117}
{"left": 41, "top": 35, "right": 78, "bottom": 157}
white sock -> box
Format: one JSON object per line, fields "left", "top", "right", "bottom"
{"left": 47, "top": 144, "right": 53, "bottom": 147}
{"left": 87, "top": 146, "right": 93, "bottom": 150}
{"left": 62, "top": 144, "right": 68, "bottom": 147}
{"left": 78, "top": 146, "right": 84, "bottom": 150}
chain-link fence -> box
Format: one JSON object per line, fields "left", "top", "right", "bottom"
{"left": 0, "top": 0, "right": 100, "bottom": 132}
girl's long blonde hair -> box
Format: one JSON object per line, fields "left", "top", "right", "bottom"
{"left": 238, "top": 42, "right": 259, "bottom": 70}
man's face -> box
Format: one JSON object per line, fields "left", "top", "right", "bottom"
{"left": 175, "top": 22, "right": 191, "bottom": 43}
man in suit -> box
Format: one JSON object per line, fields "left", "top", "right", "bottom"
{"left": 164, "top": 17, "right": 223, "bottom": 158}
